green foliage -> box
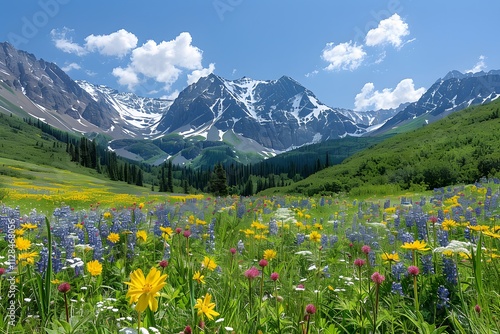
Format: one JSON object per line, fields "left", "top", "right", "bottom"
{"left": 208, "top": 163, "right": 228, "bottom": 196}
{"left": 276, "top": 99, "right": 500, "bottom": 195}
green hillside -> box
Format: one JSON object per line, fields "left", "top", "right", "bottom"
{"left": 263, "top": 98, "right": 500, "bottom": 196}
{"left": 0, "top": 112, "right": 96, "bottom": 175}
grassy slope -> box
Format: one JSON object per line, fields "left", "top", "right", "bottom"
{"left": 0, "top": 113, "right": 160, "bottom": 212}
{"left": 262, "top": 98, "right": 500, "bottom": 196}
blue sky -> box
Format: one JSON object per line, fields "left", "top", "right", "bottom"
{"left": 2, "top": 1, "right": 499, "bottom": 110}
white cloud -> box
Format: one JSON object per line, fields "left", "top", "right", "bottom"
{"left": 354, "top": 78, "right": 425, "bottom": 110}
{"left": 61, "top": 62, "right": 80, "bottom": 72}
{"left": 465, "top": 55, "right": 487, "bottom": 73}
{"left": 50, "top": 28, "right": 87, "bottom": 56}
{"left": 187, "top": 63, "right": 216, "bottom": 85}
{"left": 322, "top": 41, "right": 366, "bottom": 71}
{"left": 163, "top": 90, "right": 180, "bottom": 100}
{"left": 113, "top": 32, "right": 205, "bottom": 91}
{"left": 111, "top": 66, "right": 139, "bottom": 90}
{"left": 84, "top": 29, "right": 138, "bottom": 57}
{"left": 365, "top": 14, "right": 410, "bottom": 48}
{"left": 305, "top": 70, "right": 319, "bottom": 78}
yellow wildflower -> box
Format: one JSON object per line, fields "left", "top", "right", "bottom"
{"left": 17, "top": 251, "right": 38, "bottom": 265}
{"left": 309, "top": 231, "right": 321, "bottom": 243}
{"left": 441, "top": 219, "right": 457, "bottom": 231}
{"left": 107, "top": 233, "right": 120, "bottom": 244}
{"left": 136, "top": 230, "right": 148, "bottom": 242}
{"left": 401, "top": 240, "right": 430, "bottom": 252}
{"left": 15, "top": 237, "right": 31, "bottom": 251}
{"left": 20, "top": 223, "right": 37, "bottom": 230}
{"left": 202, "top": 256, "right": 217, "bottom": 271}
{"left": 193, "top": 271, "right": 206, "bottom": 284}
{"left": 381, "top": 252, "right": 400, "bottom": 263}
{"left": 263, "top": 249, "right": 277, "bottom": 261}
{"left": 124, "top": 267, "right": 167, "bottom": 312}
{"left": 194, "top": 293, "right": 220, "bottom": 320}
{"left": 86, "top": 260, "right": 103, "bottom": 276}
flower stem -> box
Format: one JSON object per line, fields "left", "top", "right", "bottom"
{"left": 373, "top": 284, "right": 379, "bottom": 330}
{"left": 138, "top": 311, "right": 141, "bottom": 333}
{"left": 413, "top": 275, "right": 419, "bottom": 312}
{"left": 63, "top": 292, "right": 69, "bottom": 323}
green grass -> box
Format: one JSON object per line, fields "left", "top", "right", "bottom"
{"left": 0, "top": 156, "right": 161, "bottom": 214}
{"left": 268, "top": 98, "right": 500, "bottom": 196}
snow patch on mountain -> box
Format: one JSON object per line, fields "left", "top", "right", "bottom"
{"left": 77, "top": 80, "right": 172, "bottom": 135}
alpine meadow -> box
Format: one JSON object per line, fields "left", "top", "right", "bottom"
{"left": 1, "top": 2, "right": 500, "bottom": 334}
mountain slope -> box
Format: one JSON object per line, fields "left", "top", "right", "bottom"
{"left": 265, "top": 98, "right": 500, "bottom": 196}
{"left": 76, "top": 80, "right": 173, "bottom": 138}
{"left": 156, "top": 74, "right": 367, "bottom": 151}
{"left": 0, "top": 42, "right": 170, "bottom": 139}
{"left": 373, "top": 70, "right": 500, "bottom": 134}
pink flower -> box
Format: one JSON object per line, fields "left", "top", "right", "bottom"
{"left": 0, "top": 268, "right": 5, "bottom": 276}
{"left": 305, "top": 303, "right": 317, "bottom": 314}
{"left": 159, "top": 260, "right": 168, "bottom": 268}
{"left": 244, "top": 266, "right": 260, "bottom": 280}
{"left": 354, "top": 258, "right": 366, "bottom": 267}
{"left": 259, "top": 259, "right": 268, "bottom": 268}
{"left": 408, "top": 265, "right": 420, "bottom": 276}
{"left": 270, "top": 272, "right": 279, "bottom": 281}
{"left": 296, "top": 283, "right": 305, "bottom": 291}
{"left": 475, "top": 304, "right": 481, "bottom": 314}
{"left": 183, "top": 325, "right": 192, "bottom": 334}
{"left": 371, "top": 272, "right": 385, "bottom": 285}
{"left": 57, "top": 282, "right": 71, "bottom": 293}
{"left": 361, "top": 245, "right": 371, "bottom": 254}
{"left": 230, "top": 247, "right": 237, "bottom": 255}
{"left": 183, "top": 229, "right": 191, "bottom": 238}
{"left": 175, "top": 227, "right": 182, "bottom": 234}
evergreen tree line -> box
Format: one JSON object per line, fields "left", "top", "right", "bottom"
{"left": 24, "top": 117, "right": 147, "bottom": 187}
{"left": 21, "top": 116, "right": 339, "bottom": 195}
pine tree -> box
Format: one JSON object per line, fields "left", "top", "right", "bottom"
{"left": 136, "top": 169, "right": 143, "bottom": 187}
{"left": 208, "top": 163, "right": 228, "bottom": 196}
{"left": 167, "top": 160, "right": 173, "bottom": 192}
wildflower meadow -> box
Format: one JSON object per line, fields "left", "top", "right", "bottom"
{"left": 1, "top": 181, "right": 500, "bottom": 333}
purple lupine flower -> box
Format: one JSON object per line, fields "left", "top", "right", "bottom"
{"left": 269, "top": 219, "right": 278, "bottom": 236}
{"left": 436, "top": 285, "right": 450, "bottom": 309}
{"left": 391, "top": 282, "right": 404, "bottom": 295}
{"left": 297, "top": 233, "right": 305, "bottom": 246}
{"left": 442, "top": 256, "right": 458, "bottom": 285}
{"left": 421, "top": 254, "right": 434, "bottom": 275}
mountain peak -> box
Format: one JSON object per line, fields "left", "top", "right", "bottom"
{"left": 442, "top": 70, "right": 465, "bottom": 81}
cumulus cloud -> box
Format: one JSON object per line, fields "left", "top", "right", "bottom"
{"left": 111, "top": 66, "right": 139, "bottom": 90}
{"left": 354, "top": 78, "right": 425, "bottom": 110}
{"left": 322, "top": 41, "right": 366, "bottom": 71}
{"left": 365, "top": 14, "right": 410, "bottom": 48}
{"left": 50, "top": 28, "right": 87, "bottom": 56}
{"left": 465, "top": 55, "right": 487, "bottom": 73}
{"left": 61, "top": 62, "right": 80, "bottom": 72}
{"left": 187, "top": 63, "right": 216, "bottom": 85}
{"left": 113, "top": 32, "right": 206, "bottom": 91}
{"left": 84, "top": 29, "right": 138, "bottom": 57}
{"left": 51, "top": 28, "right": 137, "bottom": 58}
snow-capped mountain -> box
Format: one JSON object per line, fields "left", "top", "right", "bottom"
{"left": 374, "top": 70, "right": 500, "bottom": 134}
{"left": 3, "top": 41, "right": 500, "bottom": 164}
{"left": 155, "top": 74, "right": 366, "bottom": 151}
{"left": 76, "top": 80, "right": 173, "bottom": 138}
